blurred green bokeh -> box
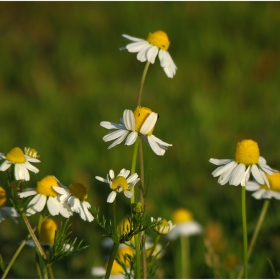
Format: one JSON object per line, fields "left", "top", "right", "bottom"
{"left": 1, "top": 2, "right": 280, "bottom": 278}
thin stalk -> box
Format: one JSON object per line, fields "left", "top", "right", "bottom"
{"left": 238, "top": 199, "right": 270, "bottom": 279}
{"left": 47, "top": 263, "right": 54, "bottom": 279}
{"left": 105, "top": 242, "right": 119, "bottom": 279}
{"left": 139, "top": 139, "right": 147, "bottom": 278}
{"left": 241, "top": 186, "right": 248, "bottom": 278}
{"left": 148, "top": 235, "right": 160, "bottom": 260}
{"left": 137, "top": 62, "right": 150, "bottom": 107}
{"left": 180, "top": 235, "right": 190, "bottom": 278}
{"left": 21, "top": 213, "right": 47, "bottom": 260}
{"left": 130, "top": 137, "right": 139, "bottom": 203}
{"left": 1, "top": 228, "right": 36, "bottom": 279}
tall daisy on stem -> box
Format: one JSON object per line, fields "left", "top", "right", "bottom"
{"left": 209, "top": 139, "right": 277, "bottom": 278}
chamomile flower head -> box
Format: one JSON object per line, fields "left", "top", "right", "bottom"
{"left": 0, "top": 147, "right": 40, "bottom": 181}
{"left": 101, "top": 106, "right": 172, "bottom": 156}
{"left": 151, "top": 217, "right": 176, "bottom": 236}
{"left": 95, "top": 168, "right": 140, "bottom": 203}
{"left": 121, "top": 30, "right": 177, "bottom": 78}
{"left": 53, "top": 182, "right": 94, "bottom": 222}
{"left": 39, "top": 218, "right": 58, "bottom": 245}
{"left": 18, "top": 175, "right": 72, "bottom": 218}
{"left": 246, "top": 172, "right": 280, "bottom": 200}
{"left": 209, "top": 139, "right": 277, "bottom": 187}
{"left": 167, "top": 208, "right": 203, "bottom": 240}
{"left": 0, "top": 186, "right": 20, "bottom": 224}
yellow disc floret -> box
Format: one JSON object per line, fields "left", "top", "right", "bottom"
{"left": 147, "top": 30, "right": 170, "bottom": 51}
{"left": 39, "top": 218, "right": 57, "bottom": 245}
{"left": 234, "top": 139, "right": 260, "bottom": 165}
{"left": 261, "top": 172, "right": 280, "bottom": 191}
{"left": 134, "top": 106, "right": 155, "bottom": 135}
{"left": 111, "top": 176, "right": 129, "bottom": 192}
{"left": 36, "top": 175, "right": 59, "bottom": 197}
{"left": 25, "top": 147, "right": 40, "bottom": 159}
{"left": 6, "top": 147, "right": 26, "bottom": 163}
{"left": 68, "top": 183, "right": 88, "bottom": 201}
{"left": 172, "top": 208, "right": 193, "bottom": 224}
{"left": 107, "top": 260, "right": 124, "bottom": 275}
{"left": 0, "top": 187, "right": 7, "bottom": 208}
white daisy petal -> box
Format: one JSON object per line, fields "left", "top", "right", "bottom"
{"left": 19, "top": 189, "right": 37, "bottom": 198}
{"left": 251, "top": 164, "right": 264, "bottom": 185}
{"left": 137, "top": 44, "right": 153, "bottom": 62}
{"left": 100, "top": 121, "right": 125, "bottom": 130}
{"left": 146, "top": 45, "right": 159, "bottom": 64}
{"left": 102, "top": 129, "right": 129, "bottom": 143}
{"left": 245, "top": 181, "right": 261, "bottom": 191}
{"left": 47, "top": 197, "right": 60, "bottom": 216}
{"left": 229, "top": 164, "right": 246, "bottom": 186}
{"left": 0, "top": 160, "right": 12, "bottom": 171}
{"left": 107, "top": 191, "right": 117, "bottom": 203}
{"left": 109, "top": 170, "right": 115, "bottom": 180}
{"left": 32, "top": 195, "right": 47, "bottom": 212}
{"left": 123, "top": 110, "right": 135, "bottom": 131}
{"left": 95, "top": 176, "right": 108, "bottom": 183}
{"left": 218, "top": 166, "right": 235, "bottom": 185}
{"left": 122, "top": 34, "right": 145, "bottom": 42}
{"left": 126, "top": 41, "right": 150, "bottom": 53}
{"left": 252, "top": 189, "right": 266, "bottom": 200}
{"left": 146, "top": 135, "right": 165, "bottom": 156}
{"left": 140, "top": 113, "right": 158, "bottom": 135}
{"left": 127, "top": 173, "right": 138, "bottom": 183}
{"left": 125, "top": 131, "right": 138, "bottom": 146}
{"left": 211, "top": 161, "right": 237, "bottom": 177}
{"left": 124, "top": 190, "right": 133, "bottom": 198}
{"left": 209, "top": 158, "right": 233, "bottom": 166}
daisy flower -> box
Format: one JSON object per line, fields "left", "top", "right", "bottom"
{"left": 0, "top": 186, "right": 20, "bottom": 224}
{"left": 246, "top": 172, "right": 280, "bottom": 200}
{"left": 121, "top": 30, "right": 177, "bottom": 78}
{"left": 209, "top": 139, "right": 277, "bottom": 187}
{"left": 0, "top": 147, "right": 40, "bottom": 181}
{"left": 18, "top": 175, "right": 72, "bottom": 218}
{"left": 53, "top": 182, "right": 94, "bottom": 222}
{"left": 101, "top": 106, "right": 172, "bottom": 156}
{"left": 166, "top": 208, "right": 203, "bottom": 240}
{"left": 95, "top": 168, "right": 140, "bottom": 203}
{"left": 151, "top": 217, "right": 176, "bottom": 236}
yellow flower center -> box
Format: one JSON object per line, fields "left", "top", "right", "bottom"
{"left": 0, "top": 187, "right": 7, "bottom": 208}
{"left": 234, "top": 139, "right": 260, "bottom": 165}
{"left": 146, "top": 30, "right": 170, "bottom": 51}
{"left": 25, "top": 147, "right": 40, "bottom": 159}
{"left": 261, "top": 172, "right": 280, "bottom": 191}
{"left": 111, "top": 176, "right": 129, "bottom": 192}
{"left": 172, "top": 208, "right": 193, "bottom": 224}
{"left": 134, "top": 106, "right": 155, "bottom": 135}
{"left": 36, "top": 176, "right": 59, "bottom": 197}
{"left": 39, "top": 218, "right": 57, "bottom": 245}
{"left": 68, "top": 183, "right": 88, "bottom": 201}
{"left": 5, "top": 147, "right": 26, "bottom": 163}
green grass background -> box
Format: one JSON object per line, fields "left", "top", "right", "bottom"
{"left": 1, "top": 2, "right": 280, "bottom": 278}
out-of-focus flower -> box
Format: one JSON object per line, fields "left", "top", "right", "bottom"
{"left": 151, "top": 217, "right": 175, "bottom": 236}
{"left": 246, "top": 172, "right": 280, "bottom": 199}
{"left": 101, "top": 107, "right": 172, "bottom": 156}
{"left": 53, "top": 182, "right": 94, "bottom": 222}
{"left": 95, "top": 169, "right": 140, "bottom": 203}
{"left": 0, "top": 186, "right": 19, "bottom": 223}
{"left": 19, "top": 175, "right": 72, "bottom": 218}
{"left": 121, "top": 30, "right": 177, "bottom": 78}
{"left": 167, "top": 208, "right": 203, "bottom": 240}
{"left": 0, "top": 147, "right": 40, "bottom": 181}
{"left": 210, "top": 139, "right": 276, "bottom": 187}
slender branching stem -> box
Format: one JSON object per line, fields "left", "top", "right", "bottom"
{"left": 105, "top": 242, "right": 119, "bottom": 279}
{"left": 241, "top": 186, "right": 248, "bottom": 278}
{"left": 137, "top": 62, "right": 150, "bottom": 107}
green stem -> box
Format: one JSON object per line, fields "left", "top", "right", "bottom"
{"left": 241, "top": 186, "right": 248, "bottom": 278}
{"left": 137, "top": 62, "right": 150, "bottom": 107}
{"left": 1, "top": 228, "right": 36, "bottom": 279}
{"left": 21, "top": 213, "right": 47, "bottom": 261}
{"left": 238, "top": 199, "right": 270, "bottom": 279}
{"left": 130, "top": 137, "right": 139, "bottom": 203}
{"left": 148, "top": 235, "right": 160, "bottom": 260}
{"left": 180, "top": 235, "right": 190, "bottom": 278}
{"left": 105, "top": 242, "right": 119, "bottom": 279}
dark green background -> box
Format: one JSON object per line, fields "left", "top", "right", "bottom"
{"left": 1, "top": 2, "right": 280, "bottom": 278}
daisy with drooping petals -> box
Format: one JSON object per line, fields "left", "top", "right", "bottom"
{"left": 151, "top": 217, "right": 176, "bottom": 236}
{"left": 0, "top": 186, "right": 20, "bottom": 224}
{"left": 246, "top": 172, "right": 280, "bottom": 200}
{"left": 0, "top": 147, "right": 40, "bottom": 181}
{"left": 166, "top": 208, "right": 203, "bottom": 240}
{"left": 18, "top": 175, "right": 72, "bottom": 218}
{"left": 121, "top": 30, "right": 177, "bottom": 78}
{"left": 209, "top": 139, "right": 277, "bottom": 187}
{"left": 101, "top": 106, "right": 172, "bottom": 156}
{"left": 53, "top": 183, "right": 94, "bottom": 222}
{"left": 95, "top": 169, "right": 140, "bottom": 203}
